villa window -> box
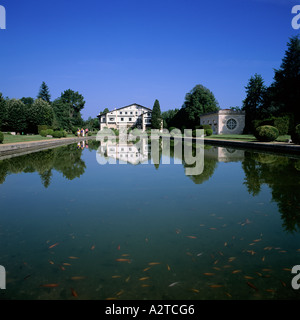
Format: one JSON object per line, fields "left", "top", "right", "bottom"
{"left": 226, "top": 118, "right": 237, "bottom": 130}
{"left": 121, "top": 118, "right": 124, "bottom": 121}
{"left": 129, "top": 118, "right": 132, "bottom": 121}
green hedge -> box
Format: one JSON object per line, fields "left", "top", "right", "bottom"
{"left": 252, "top": 116, "right": 289, "bottom": 135}
{"left": 37, "top": 125, "right": 49, "bottom": 135}
{"left": 0, "top": 131, "right": 3, "bottom": 144}
{"left": 254, "top": 125, "right": 279, "bottom": 142}
{"left": 205, "top": 128, "right": 213, "bottom": 136}
{"left": 291, "top": 124, "right": 300, "bottom": 144}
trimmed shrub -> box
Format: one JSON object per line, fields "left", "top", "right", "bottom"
{"left": 200, "top": 124, "right": 212, "bottom": 130}
{"left": 254, "top": 125, "right": 279, "bottom": 142}
{"left": 205, "top": 129, "right": 213, "bottom": 136}
{"left": 37, "top": 125, "right": 48, "bottom": 135}
{"left": 52, "top": 131, "right": 64, "bottom": 139}
{"left": 0, "top": 131, "right": 4, "bottom": 144}
{"left": 291, "top": 124, "right": 300, "bottom": 144}
{"left": 40, "top": 130, "right": 47, "bottom": 137}
{"left": 252, "top": 116, "right": 290, "bottom": 136}
{"left": 46, "top": 129, "right": 54, "bottom": 136}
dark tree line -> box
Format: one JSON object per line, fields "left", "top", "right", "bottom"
{"left": 243, "top": 35, "right": 300, "bottom": 133}
{"left": 0, "top": 82, "right": 99, "bottom": 134}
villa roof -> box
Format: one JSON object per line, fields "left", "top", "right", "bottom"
{"left": 97, "top": 103, "right": 152, "bottom": 117}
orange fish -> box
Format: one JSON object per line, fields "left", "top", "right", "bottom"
{"left": 112, "top": 275, "right": 121, "bottom": 279}
{"left": 244, "top": 276, "right": 254, "bottom": 279}
{"left": 203, "top": 273, "right": 215, "bottom": 276}
{"left": 209, "top": 285, "right": 223, "bottom": 288}
{"left": 40, "top": 284, "right": 59, "bottom": 288}
{"left": 49, "top": 243, "right": 59, "bottom": 249}
{"left": 232, "top": 270, "right": 242, "bottom": 274}
{"left": 247, "top": 282, "right": 258, "bottom": 291}
{"left": 48, "top": 260, "right": 55, "bottom": 265}
{"left": 91, "top": 245, "right": 95, "bottom": 250}
{"left": 148, "top": 262, "right": 160, "bottom": 266}
{"left": 167, "top": 264, "right": 171, "bottom": 271}
{"left": 71, "top": 276, "right": 86, "bottom": 280}
{"left": 116, "top": 259, "right": 131, "bottom": 263}
{"left": 63, "top": 263, "right": 71, "bottom": 266}
{"left": 117, "top": 245, "right": 121, "bottom": 251}
{"left": 143, "top": 267, "right": 151, "bottom": 272}
{"left": 71, "top": 288, "right": 78, "bottom": 298}
{"left": 59, "top": 265, "right": 66, "bottom": 271}
{"left": 139, "top": 277, "right": 150, "bottom": 281}
{"left": 69, "top": 256, "right": 79, "bottom": 259}
{"left": 190, "top": 288, "right": 199, "bottom": 293}
{"left": 186, "top": 236, "right": 197, "bottom": 239}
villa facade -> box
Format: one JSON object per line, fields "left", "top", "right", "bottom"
{"left": 200, "top": 109, "right": 246, "bottom": 135}
{"left": 97, "top": 103, "right": 152, "bottom": 131}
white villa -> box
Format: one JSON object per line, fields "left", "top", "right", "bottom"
{"left": 200, "top": 109, "right": 246, "bottom": 135}
{"left": 97, "top": 103, "right": 153, "bottom": 131}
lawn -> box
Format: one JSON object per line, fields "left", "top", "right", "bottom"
{"left": 206, "top": 134, "right": 291, "bottom": 142}
{"left": 1, "top": 133, "right": 75, "bottom": 144}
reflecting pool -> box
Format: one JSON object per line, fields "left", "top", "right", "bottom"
{"left": 0, "top": 139, "right": 300, "bottom": 300}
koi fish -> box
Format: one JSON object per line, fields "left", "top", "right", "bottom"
{"left": 139, "top": 277, "right": 150, "bottom": 281}
{"left": 121, "top": 254, "right": 130, "bottom": 257}
{"left": 209, "top": 285, "right": 223, "bottom": 288}
{"left": 190, "top": 288, "right": 199, "bottom": 293}
{"left": 71, "top": 276, "right": 86, "bottom": 280}
{"left": 71, "top": 288, "right": 78, "bottom": 298}
{"left": 186, "top": 236, "right": 197, "bottom": 239}
{"left": 69, "top": 256, "right": 79, "bottom": 259}
{"left": 48, "top": 260, "right": 55, "bottom": 265}
{"left": 253, "top": 239, "right": 262, "bottom": 242}
{"left": 117, "top": 245, "right": 121, "bottom": 251}
{"left": 90, "top": 245, "right": 95, "bottom": 250}
{"left": 148, "top": 262, "right": 160, "bottom": 266}
{"left": 63, "top": 263, "right": 71, "bottom": 266}
{"left": 197, "top": 252, "right": 203, "bottom": 257}
{"left": 143, "top": 267, "right": 151, "bottom": 272}
{"left": 203, "top": 273, "right": 215, "bottom": 276}
{"left": 112, "top": 275, "right": 121, "bottom": 279}
{"left": 167, "top": 264, "right": 171, "bottom": 271}
{"left": 247, "top": 282, "right": 258, "bottom": 291}
{"left": 169, "top": 282, "right": 180, "bottom": 287}
{"left": 116, "top": 259, "right": 131, "bottom": 263}
{"left": 40, "top": 284, "right": 59, "bottom": 288}
{"left": 49, "top": 243, "right": 59, "bottom": 249}
{"left": 244, "top": 276, "right": 254, "bottom": 279}
{"left": 232, "top": 270, "right": 242, "bottom": 274}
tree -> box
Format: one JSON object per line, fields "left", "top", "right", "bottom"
{"left": 26, "top": 98, "right": 54, "bottom": 133}
{"left": 161, "top": 108, "right": 179, "bottom": 129}
{"left": 37, "top": 82, "right": 51, "bottom": 103}
{"left": 20, "top": 97, "right": 34, "bottom": 106}
{"left": 52, "top": 89, "right": 85, "bottom": 130}
{"left": 6, "top": 99, "right": 27, "bottom": 132}
{"left": 182, "top": 84, "right": 219, "bottom": 128}
{"left": 242, "top": 74, "right": 267, "bottom": 133}
{"left": 269, "top": 35, "right": 300, "bottom": 123}
{"left": 151, "top": 100, "right": 162, "bottom": 130}
{"left": 0, "top": 93, "right": 7, "bottom": 129}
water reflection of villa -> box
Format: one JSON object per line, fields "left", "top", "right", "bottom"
{"left": 204, "top": 146, "right": 245, "bottom": 162}
{"left": 98, "top": 138, "right": 150, "bottom": 165}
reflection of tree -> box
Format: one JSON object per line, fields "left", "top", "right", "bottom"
{"left": 242, "top": 152, "right": 300, "bottom": 234}
{"left": 0, "top": 144, "right": 86, "bottom": 188}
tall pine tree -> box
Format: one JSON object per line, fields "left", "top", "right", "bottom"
{"left": 151, "top": 99, "right": 162, "bottom": 130}
{"left": 37, "top": 82, "right": 51, "bottom": 103}
{"left": 269, "top": 35, "right": 300, "bottom": 124}
{"left": 242, "top": 74, "right": 266, "bottom": 133}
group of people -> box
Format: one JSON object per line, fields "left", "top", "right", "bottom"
{"left": 77, "top": 128, "right": 89, "bottom": 137}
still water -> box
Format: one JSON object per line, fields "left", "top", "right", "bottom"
{"left": 0, "top": 139, "right": 300, "bottom": 300}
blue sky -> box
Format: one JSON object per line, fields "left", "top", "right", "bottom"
{"left": 0, "top": 0, "right": 299, "bottom": 119}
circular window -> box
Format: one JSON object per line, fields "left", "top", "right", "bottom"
{"left": 226, "top": 119, "right": 237, "bottom": 130}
